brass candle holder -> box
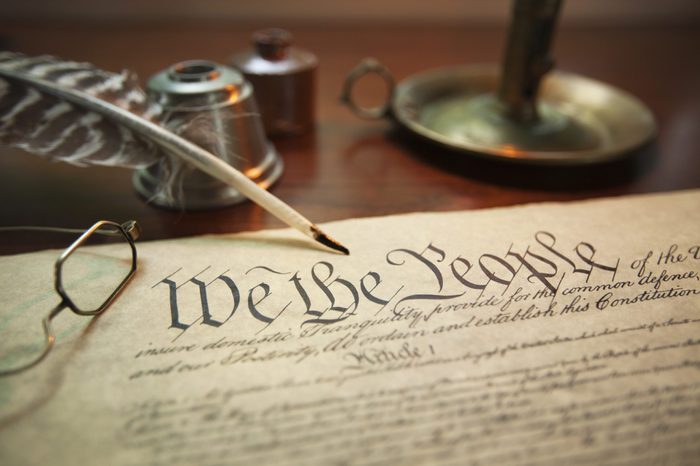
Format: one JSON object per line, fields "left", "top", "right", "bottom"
{"left": 342, "top": 0, "right": 656, "bottom": 164}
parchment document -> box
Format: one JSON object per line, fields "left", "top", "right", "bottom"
{"left": 1, "top": 190, "right": 699, "bottom": 466}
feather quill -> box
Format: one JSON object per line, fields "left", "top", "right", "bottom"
{"left": 0, "top": 52, "right": 349, "bottom": 254}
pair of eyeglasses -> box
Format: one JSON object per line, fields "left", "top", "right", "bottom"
{"left": 0, "top": 220, "right": 140, "bottom": 376}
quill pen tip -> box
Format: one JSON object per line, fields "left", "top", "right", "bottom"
{"left": 311, "top": 226, "right": 350, "bottom": 255}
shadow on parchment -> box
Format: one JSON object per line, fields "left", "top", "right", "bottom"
{"left": 0, "top": 312, "right": 103, "bottom": 430}
{"left": 386, "top": 126, "right": 658, "bottom": 192}
{"left": 181, "top": 232, "right": 348, "bottom": 256}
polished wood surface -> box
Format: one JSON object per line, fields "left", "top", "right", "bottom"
{"left": 1, "top": 21, "right": 699, "bottom": 253}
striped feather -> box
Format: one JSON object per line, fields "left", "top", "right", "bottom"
{"left": 0, "top": 51, "right": 162, "bottom": 168}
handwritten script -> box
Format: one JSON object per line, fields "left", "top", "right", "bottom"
{"left": 1, "top": 190, "right": 699, "bottom": 465}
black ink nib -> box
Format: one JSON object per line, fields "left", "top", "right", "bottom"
{"left": 311, "top": 226, "right": 350, "bottom": 255}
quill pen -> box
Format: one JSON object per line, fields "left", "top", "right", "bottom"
{"left": 0, "top": 52, "right": 348, "bottom": 255}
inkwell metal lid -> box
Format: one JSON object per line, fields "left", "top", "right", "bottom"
{"left": 133, "top": 60, "right": 283, "bottom": 209}
{"left": 233, "top": 28, "right": 317, "bottom": 76}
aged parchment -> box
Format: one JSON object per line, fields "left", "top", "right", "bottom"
{"left": 1, "top": 190, "right": 699, "bottom": 466}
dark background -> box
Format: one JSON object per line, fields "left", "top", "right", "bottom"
{"left": 1, "top": 2, "right": 699, "bottom": 253}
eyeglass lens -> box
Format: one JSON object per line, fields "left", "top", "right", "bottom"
{"left": 59, "top": 223, "right": 135, "bottom": 314}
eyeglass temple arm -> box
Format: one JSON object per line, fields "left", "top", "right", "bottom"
{"left": 0, "top": 220, "right": 140, "bottom": 241}
{"left": 0, "top": 303, "right": 65, "bottom": 377}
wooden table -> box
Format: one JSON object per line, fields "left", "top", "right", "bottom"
{"left": 1, "top": 21, "right": 699, "bottom": 253}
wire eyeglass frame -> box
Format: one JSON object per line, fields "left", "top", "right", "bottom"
{"left": 0, "top": 220, "right": 139, "bottom": 376}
